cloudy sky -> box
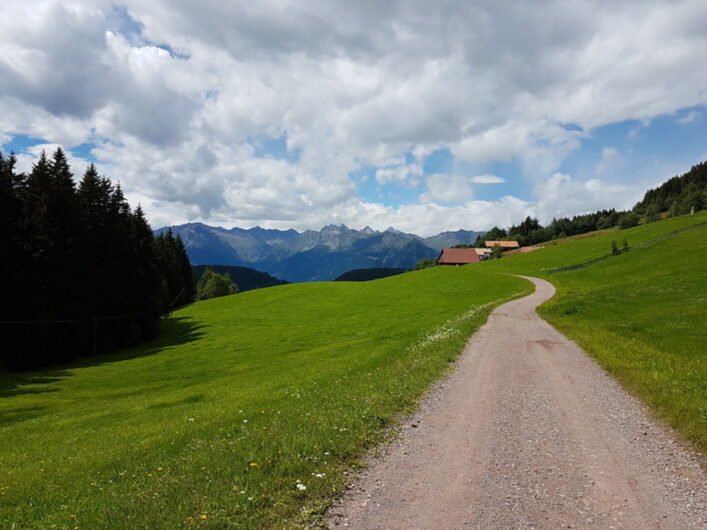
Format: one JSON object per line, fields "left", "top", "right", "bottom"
{"left": 1, "top": 0, "right": 706, "bottom": 235}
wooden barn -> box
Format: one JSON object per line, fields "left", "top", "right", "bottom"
{"left": 436, "top": 248, "right": 480, "bottom": 265}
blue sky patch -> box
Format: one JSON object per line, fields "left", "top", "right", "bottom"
{"left": 248, "top": 135, "right": 301, "bottom": 162}
{"left": 1, "top": 134, "right": 46, "bottom": 154}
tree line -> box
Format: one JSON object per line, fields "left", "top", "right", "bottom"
{"left": 476, "top": 162, "right": 706, "bottom": 248}
{"left": 475, "top": 209, "right": 624, "bottom": 247}
{"left": 0, "top": 148, "right": 194, "bottom": 371}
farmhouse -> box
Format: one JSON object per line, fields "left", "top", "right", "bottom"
{"left": 436, "top": 248, "right": 480, "bottom": 265}
{"left": 484, "top": 240, "right": 520, "bottom": 249}
{"left": 475, "top": 248, "right": 492, "bottom": 259}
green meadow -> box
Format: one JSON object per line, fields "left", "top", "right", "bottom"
{"left": 482, "top": 210, "right": 707, "bottom": 453}
{"left": 0, "top": 267, "right": 530, "bottom": 529}
{"left": 2, "top": 210, "right": 705, "bottom": 529}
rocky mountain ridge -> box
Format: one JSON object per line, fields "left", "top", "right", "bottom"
{"left": 155, "top": 223, "right": 484, "bottom": 282}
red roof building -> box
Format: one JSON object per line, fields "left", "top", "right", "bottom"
{"left": 436, "top": 248, "right": 480, "bottom": 265}
{"left": 484, "top": 240, "right": 520, "bottom": 248}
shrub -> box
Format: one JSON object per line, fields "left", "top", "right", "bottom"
{"left": 414, "top": 258, "right": 437, "bottom": 270}
{"left": 618, "top": 212, "right": 640, "bottom": 229}
{"left": 196, "top": 268, "right": 239, "bottom": 300}
{"left": 490, "top": 244, "right": 503, "bottom": 260}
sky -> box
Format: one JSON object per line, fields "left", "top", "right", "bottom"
{"left": 1, "top": 1, "right": 706, "bottom": 236}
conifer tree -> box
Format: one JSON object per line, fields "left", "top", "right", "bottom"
{"left": 0, "top": 153, "right": 26, "bottom": 323}
{"left": 0, "top": 149, "right": 195, "bottom": 369}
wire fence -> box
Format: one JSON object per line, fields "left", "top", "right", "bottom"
{"left": 548, "top": 221, "right": 706, "bottom": 274}
{"left": 0, "top": 286, "right": 189, "bottom": 364}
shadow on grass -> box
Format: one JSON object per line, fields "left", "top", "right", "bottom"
{"left": 0, "top": 405, "right": 49, "bottom": 426}
{"left": 0, "top": 317, "right": 206, "bottom": 399}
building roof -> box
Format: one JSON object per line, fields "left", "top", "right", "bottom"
{"left": 475, "top": 248, "right": 492, "bottom": 255}
{"left": 437, "top": 248, "right": 480, "bottom": 265}
{"left": 484, "top": 240, "right": 520, "bottom": 248}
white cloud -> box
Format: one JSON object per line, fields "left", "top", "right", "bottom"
{"left": 534, "top": 172, "right": 642, "bottom": 223}
{"left": 471, "top": 174, "right": 505, "bottom": 184}
{"left": 595, "top": 146, "right": 620, "bottom": 174}
{"left": 601, "top": 147, "right": 618, "bottom": 160}
{"left": 420, "top": 174, "right": 474, "bottom": 204}
{"left": 677, "top": 110, "right": 700, "bottom": 124}
{"left": 1, "top": 0, "right": 706, "bottom": 234}
{"left": 253, "top": 195, "right": 536, "bottom": 236}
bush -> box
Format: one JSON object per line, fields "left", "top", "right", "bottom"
{"left": 414, "top": 258, "right": 437, "bottom": 270}
{"left": 196, "top": 268, "right": 239, "bottom": 300}
{"left": 618, "top": 212, "right": 640, "bottom": 229}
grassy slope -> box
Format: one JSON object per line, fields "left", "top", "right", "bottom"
{"left": 0, "top": 267, "right": 530, "bottom": 529}
{"left": 481, "top": 211, "right": 707, "bottom": 453}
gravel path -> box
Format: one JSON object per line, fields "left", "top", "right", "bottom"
{"left": 327, "top": 276, "right": 706, "bottom": 529}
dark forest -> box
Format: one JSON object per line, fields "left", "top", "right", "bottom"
{"left": 0, "top": 148, "right": 194, "bottom": 370}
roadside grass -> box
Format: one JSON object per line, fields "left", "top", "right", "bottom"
{"left": 0, "top": 267, "right": 530, "bottom": 529}
{"left": 482, "top": 211, "right": 707, "bottom": 454}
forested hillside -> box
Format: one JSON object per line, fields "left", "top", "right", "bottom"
{"left": 193, "top": 265, "right": 288, "bottom": 292}
{"left": 0, "top": 149, "right": 193, "bottom": 370}
{"left": 634, "top": 161, "right": 706, "bottom": 218}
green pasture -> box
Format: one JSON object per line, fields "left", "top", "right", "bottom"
{"left": 0, "top": 267, "right": 530, "bottom": 528}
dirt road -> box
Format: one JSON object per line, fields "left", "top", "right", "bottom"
{"left": 327, "top": 276, "right": 705, "bottom": 529}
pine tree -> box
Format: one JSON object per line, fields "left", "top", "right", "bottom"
{"left": 175, "top": 235, "right": 196, "bottom": 304}
{"left": 0, "top": 152, "right": 26, "bottom": 322}
{"left": 131, "top": 206, "right": 161, "bottom": 338}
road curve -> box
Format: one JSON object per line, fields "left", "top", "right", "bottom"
{"left": 327, "top": 276, "right": 706, "bottom": 529}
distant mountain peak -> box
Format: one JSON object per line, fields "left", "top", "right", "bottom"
{"left": 155, "top": 222, "right": 485, "bottom": 282}
{"left": 321, "top": 224, "right": 350, "bottom": 233}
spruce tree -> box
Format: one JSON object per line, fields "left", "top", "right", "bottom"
{"left": 130, "top": 206, "right": 161, "bottom": 338}
{"left": 175, "top": 235, "right": 195, "bottom": 304}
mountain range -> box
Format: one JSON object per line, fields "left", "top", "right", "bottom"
{"left": 155, "top": 223, "right": 484, "bottom": 282}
